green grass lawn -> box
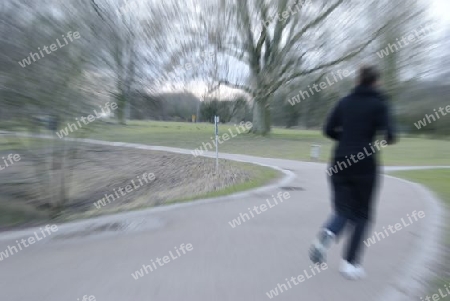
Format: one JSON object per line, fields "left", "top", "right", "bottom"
{"left": 390, "top": 169, "right": 450, "bottom": 296}
{"left": 0, "top": 202, "right": 48, "bottom": 230}
{"left": 390, "top": 169, "right": 450, "bottom": 204}
{"left": 0, "top": 136, "right": 46, "bottom": 151}
{"left": 90, "top": 120, "right": 450, "bottom": 166}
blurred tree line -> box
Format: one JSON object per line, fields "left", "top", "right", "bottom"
{"left": 1, "top": 0, "right": 447, "bottom": 134}
{"left": 125, "top": 76, "right": 450, "bottom": 137}
{"left": 0, "top": 0, "right": 448, "bottom": 217}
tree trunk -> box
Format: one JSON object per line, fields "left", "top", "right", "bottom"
{"left": 252, "top": 98, "right": 270, "bottom": 135}
{"left": 116, "top": 93, "right": 127, "bottom": 125}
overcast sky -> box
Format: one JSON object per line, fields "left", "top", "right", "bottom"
{"left": 431, "top": 0, "right": 450, "bottom": 26}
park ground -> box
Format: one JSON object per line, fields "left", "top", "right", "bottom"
{"left": 90, "top": 120, "right": 450, "bottom": 166}
{"left": 1, "top": 120, "right": 449, "bottom": 229}
{"left": 76, "top": 121, "right": 450, "bottom": 293}
{"left": 1, "top": 121, "right": 450, "bottom": 300}
{"left": 0, "top": 140, "right": 279, "bottom": 229}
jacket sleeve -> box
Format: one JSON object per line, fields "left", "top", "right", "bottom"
{"left": 323, "top": 100, "right": 342, "bottom": 141}
{"left": 377, "top": 100, "right": 397, "bottom": 145}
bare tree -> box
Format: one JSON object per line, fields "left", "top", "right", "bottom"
{"left": 373, "top": 0, "right": 432, "bottom": 102}
{"left": 0, "top": 0, "right": 97, "bottom": 213}
{"left": 202, "top": 0, "right": 391, "bottom": 134}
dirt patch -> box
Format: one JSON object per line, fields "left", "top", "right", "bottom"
{"left": 0, "top": 143, "right": 260, "bottom": 223}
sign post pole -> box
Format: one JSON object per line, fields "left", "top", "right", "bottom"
{"left": 214, "top": 116, "right": 219, "bottom": 174}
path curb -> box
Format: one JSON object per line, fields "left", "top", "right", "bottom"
{"left": 376, "top": 175, "right": 446, "bottom": 301}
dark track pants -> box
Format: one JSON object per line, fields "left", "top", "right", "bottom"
{"left": 325, "top": 173, "right": 377, "bottom": 264}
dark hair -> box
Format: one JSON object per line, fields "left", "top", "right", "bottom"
{"left": 359, "top": 66, "right": 380, "bottom": 86}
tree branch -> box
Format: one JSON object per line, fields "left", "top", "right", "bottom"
{"left": 90, "top": 0, "right": 106, "bottom": 21}
{"left": 255, "top": 30, "right": 267, "bottom": 61}
{"left": 208, "top": 80, "right": 254, "bottom": 96}
{"left": 278, "top": 49, "right": 309, "bottom": 77}
{"left": 256, "top": 0, "right": 271, "bottom": 66}
{"left": 265, "top": 23, "right": 389, "bottom": 98}
{"left": 267, "top": 0, "right": 290, "bottom": 65}
{"left": 280, "top": 0, "right": 344, "bottom": 60}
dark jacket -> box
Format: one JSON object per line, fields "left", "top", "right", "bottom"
{"left": 324, "top": 85, "right": 396, "bottom": 173}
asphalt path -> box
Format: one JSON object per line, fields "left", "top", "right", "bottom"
{"left": 0, "top": 138, "right": 445, "bottom": 301}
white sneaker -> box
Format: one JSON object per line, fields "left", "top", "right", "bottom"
{"left": 339, "top": 260, "right": 366, "bottom": 280}
{"left": 309, "top": 229, "right": 335, "bottom": 264}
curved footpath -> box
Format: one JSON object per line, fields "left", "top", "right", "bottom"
{"left": 0, "top": 137, "right": 446, "bottom": 301}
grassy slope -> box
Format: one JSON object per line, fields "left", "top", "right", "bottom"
{"left": 90, "top": 120, "right": 450, "bottom": 166}
{"left": 0, "top": 135, "right": 281, "bottom": 228}
{"left": 165, "top": 162, "right": 280, "bottom": 205}
{"left": 390, "top": 169, "right": 450, "bottom": 295}
{"left": 0, "top": 137, "right": 50, "bottom": 228}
